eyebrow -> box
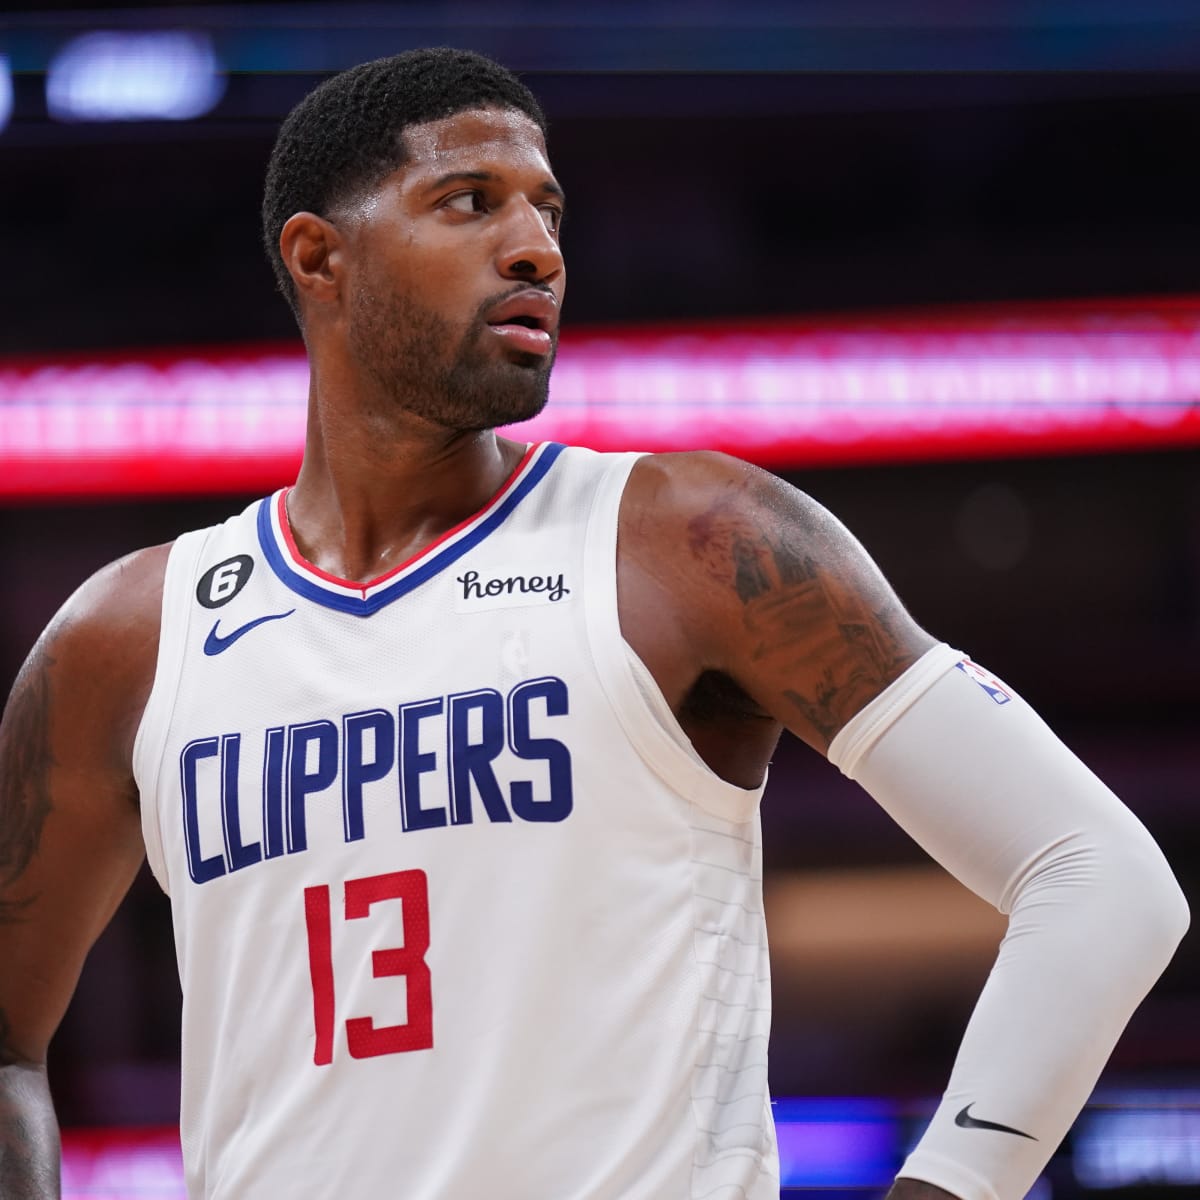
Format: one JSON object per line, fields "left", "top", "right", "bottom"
{"left": 425, "top": 170, "right": 566, "bottom": 203}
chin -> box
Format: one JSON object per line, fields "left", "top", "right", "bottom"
{"left": 475, "top": 386, "right": 551, "bottom": 431}
{"left": 448, "top": 355, "right": 554, "bottom": 431}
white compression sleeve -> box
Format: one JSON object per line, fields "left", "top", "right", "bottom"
{"left": 827, "top": 645, "right": 1189, "bottom": 1200}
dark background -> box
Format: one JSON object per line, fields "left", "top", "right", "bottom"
{"left": 1, "top": 0, "right": 1198, "bottom": 1170}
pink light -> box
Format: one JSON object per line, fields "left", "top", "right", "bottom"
{"left": 61, "top": 1127, "right": 185, "bottom": 1200}
{"left": 4, "top": 299, "right": 1200, "bottom": 498}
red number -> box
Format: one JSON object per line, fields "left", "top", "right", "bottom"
{"left": 302, "top": 869, "right": 433, "bottom": 1066}
{"left": 303, "top": 884, "right": 336, "bottom": 1066}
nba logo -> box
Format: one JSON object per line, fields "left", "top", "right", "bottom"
{"left": 955, "top": 659, "right": 1013, "bottom": 705}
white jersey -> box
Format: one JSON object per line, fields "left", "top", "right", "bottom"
{"left": 133, "top": 442, "right": 777, "bottom": 1200}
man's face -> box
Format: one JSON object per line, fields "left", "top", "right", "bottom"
{"left": 336, "top": 106, "right": 566, "bottom": 431}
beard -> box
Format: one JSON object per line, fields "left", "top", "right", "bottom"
{"left": 347, "top": 278, "right": 557, "bottom": 432}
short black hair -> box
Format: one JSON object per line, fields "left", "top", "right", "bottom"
{"left": 262, "top": 47, "right": 547, "bottom": 322}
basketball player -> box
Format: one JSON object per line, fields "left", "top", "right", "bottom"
{"left": 0, "top": 49, "right": 1187, "bottom": 1200}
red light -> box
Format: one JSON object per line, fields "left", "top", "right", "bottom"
{"left": 4, "top": 299, "right": 1199, "bottom": 498}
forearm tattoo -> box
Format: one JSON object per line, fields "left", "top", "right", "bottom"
{"left": 0, "top": 637, "right": 57, "bottom": 925}
{"left": 0, "top": 636, "right": 67, "bottom": 1185}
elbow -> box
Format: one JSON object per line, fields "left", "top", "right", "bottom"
{"left": 1112, "top": 840, "right": 1189, "bottom": 975}
{"left": 1153, "top": 865, "right": 1190, "bottom": 957}
{"left": 1015, "top": 828, "right": 1190, "bottom": 987}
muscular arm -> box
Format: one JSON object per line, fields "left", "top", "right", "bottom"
{"left": 619, "top": 450, "right": 934, "bottom": 762}
{"left": 0, "top": 547, "right": 168, "bottom": 1197}
{"left": 619, "top": 452, "right": 1185, "bottom": 1200}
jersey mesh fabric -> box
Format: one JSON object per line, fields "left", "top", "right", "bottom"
{"left": 133, "top": 443, "right": 778, "bottom": 1199}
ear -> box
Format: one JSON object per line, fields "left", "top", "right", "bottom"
{"left": 279, "top": 212, "right": 343, "bottom": 312}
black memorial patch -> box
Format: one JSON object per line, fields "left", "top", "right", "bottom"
{"left": 197, "top": 555, "right": 255, "bottom": 609}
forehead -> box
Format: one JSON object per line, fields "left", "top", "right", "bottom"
{"left": 397, "top": 107, "right": 552, "bottom": 184}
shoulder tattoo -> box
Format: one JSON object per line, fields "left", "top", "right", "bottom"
{"left": 687, "top": 483, "right": 919, "bottom": 744}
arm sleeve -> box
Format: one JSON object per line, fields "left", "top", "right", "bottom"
{"left": 827, "top": 645, "right": 1189, "bottom": 1200}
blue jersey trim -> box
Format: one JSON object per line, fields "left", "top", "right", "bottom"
{"left": 257, "top": 443, "right": 566, "bottom": 616}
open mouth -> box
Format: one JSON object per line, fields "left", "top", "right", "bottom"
{"left": 484, "top": 290, "right": 559, "bottom": 357}
{"left": 486, "top": 321, "right": 554, "bottom": 356}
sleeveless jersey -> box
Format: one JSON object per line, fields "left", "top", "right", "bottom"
{"left": 133, "top": 443, "right": 778, "bottom": 1199}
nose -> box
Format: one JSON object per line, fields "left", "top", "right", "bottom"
{"left": 497, "top": 199, "right": 564, "bottom": 286}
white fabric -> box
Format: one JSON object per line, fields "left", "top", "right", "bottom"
{"left": 133, "top": 443, "right": 778, "bottom": 1200}
{"left": 828, "top": 646, "right": 1189, "bottom": 1200}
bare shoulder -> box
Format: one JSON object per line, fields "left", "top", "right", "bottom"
{"left": 4, "top": 541, "right": 173, "bottom": 779}
{"left": 621, "top": 449, "right": 845, "bottom": 562}
{"left": 618, "top": 451, "right": 936, "bottom": 754}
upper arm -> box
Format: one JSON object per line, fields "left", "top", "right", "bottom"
{"left": 0, "top": 544, "right": 170, "bottom": 1065}
{"left": 618, "top": 452, "right": 936, "bottom": 755}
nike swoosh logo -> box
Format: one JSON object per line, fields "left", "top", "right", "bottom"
{"left": 955, "top": 1104, "right": 1037, "bottom": 1140}
{"left": 203, "top": 610, "right": 295, "bottom": 656}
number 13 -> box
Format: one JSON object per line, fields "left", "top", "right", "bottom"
{"left": 303, "top": 869, "right": 433, "bottom": 1066}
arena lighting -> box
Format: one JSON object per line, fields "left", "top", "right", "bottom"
{"left": 54, "top": 1103, "right": 904, "bottom": 1195}
{"left": 1073, "top": 1092, "right": 1200, "bottom": 1188}
{"left": 4, "top": 299, "right": 1200, "bottom": 499}
{"left": 772, "top": 1097, "right": 898, "bottom": 1187}
{"left": 46, "top": 31, "right": 225, "bottom": 122}
{"left": 57, "top": 1094, "right": 1200, "bottom": 1194}
{"left": 62, "top": 1127, "right": 184, "bottom": 1200}
{"left": 0, "top": 56, "right": 12, "bottom": 135}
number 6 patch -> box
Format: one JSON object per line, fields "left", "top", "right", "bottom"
{"left": 196, "top": 555, "right": 255, "bottom": 609}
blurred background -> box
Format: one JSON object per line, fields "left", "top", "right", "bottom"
{"left": 2, "top": 1, "right": 1199, "bottom": 1195}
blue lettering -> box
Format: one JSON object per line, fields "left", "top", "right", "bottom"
{"left": 342, "top": 709, "right": 396, "bottom": 842}
{"left": 182, "top": 674, "right": 579, "bottom": 886}
{"left": 220, "top": 733, "right": 261, "bottom": 871}
{"left": 448, "top": 689, "right": 509, "bottom": 825}
{"left": 399, "top": 699, "right": 447, "bottom": 831}
{"left": 507, "top": 677, "right": 573, "bottom": 822}
{"left": 180, "top": 737, "right": 225, "bottom": 884}
{"left": 287, "top": 720, "right": 339, "bottom": 852}
{"left": 262, "top": 726, "right": 286, "bottom": 859}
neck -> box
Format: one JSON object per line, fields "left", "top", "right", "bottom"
{"left": 286, "top": 369, "right": 528, "bottom": 584}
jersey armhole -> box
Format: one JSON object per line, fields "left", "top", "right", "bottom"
{"left": 132, "top": 528, "right": 214, "bottom": 895}
{"left": 581, "top": 453, "right": 766, "bottom": 823}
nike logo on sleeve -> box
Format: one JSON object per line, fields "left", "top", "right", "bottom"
{"left": 954, "top": 1103, "right": 1037, "bottom": 1140}
{"left": 203, "top": 611, "right": 295, "bottom": 656}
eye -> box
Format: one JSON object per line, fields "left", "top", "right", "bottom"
{"left": 538, "top": 204, "right": 563, "bottom": 234}
{"left": 443, "top": 190, "right": 487, "bottom": 215}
